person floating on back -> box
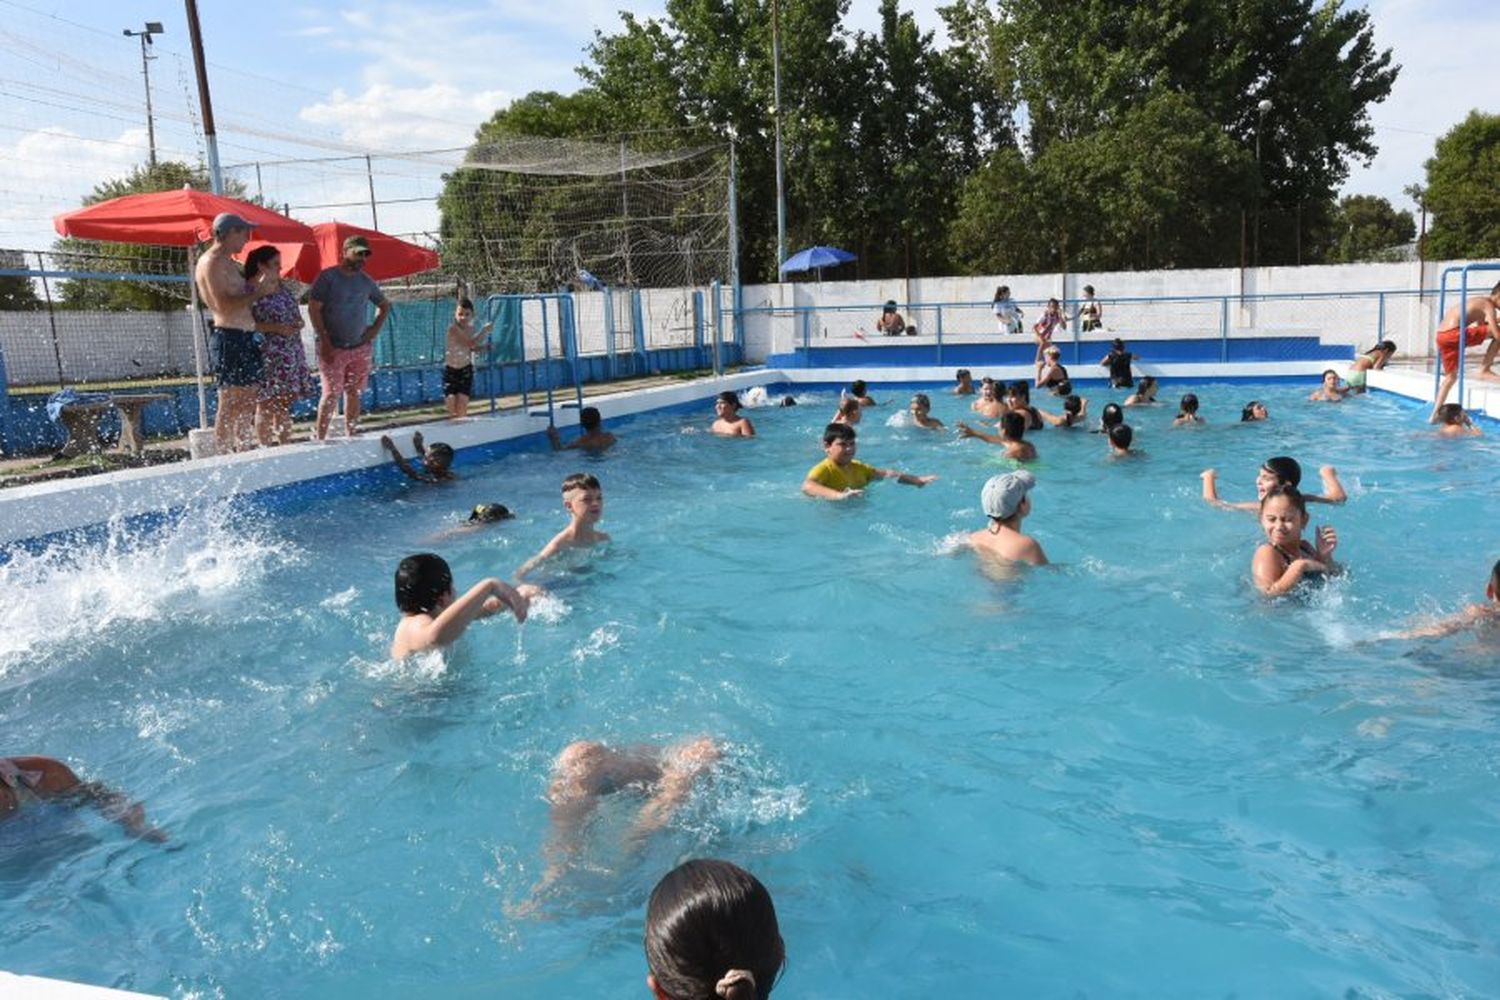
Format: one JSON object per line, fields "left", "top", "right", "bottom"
{"left": 548, "top": 406, "right": 617, "bottom": 453}
{"left": 645, "top": 858, "right": 785, "bottom": 1000}
{"left": 801, "top": 423, "right": 936, "bottom": 501}
{"left": 711, "top": 390, "right": 756, "bottom": 437}
{"left": 1100, "top": 337, "right": 1135, "bottom": 388}
{"left": 390, "top": 553, "right": 534, "bottom": 657}
{"left": 1172, "top": 393, "right": 1205, "bottom": 426}
{"left": 968, "top": 470, "right": 1047, "bottom": 566}
{"left": 908, "top": 393, "right": 945, "bottom": 430}
{"left": 1200, "top": 456, "right": 1346, "bottom": 512}
{"left": 517, "top": 472, "right": 611, "bottom": 578}
{"left": 957, "top": 410, "right": 1037, "bottom": 462}
{"left": 1251, "top": 485, "right": 1339, "bottom": 597}
{"left": 1431, "top": 402, "right": 1481, "bottom": 437}
{"left": 1, "top": 756, "right": 167, "bottom": 841}
{"left": 1308, "top": 369, "right": 1349, "bottom": 402}
{"left": 1395, "top": 558, "right": 1500, "bottom": 639}
{"left": 382, "top": 431, "right": 456, "bottom": 482}
{"left": 443, "top": 297, "right": 494, "bottom": 419}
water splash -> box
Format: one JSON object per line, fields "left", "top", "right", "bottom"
{"left": 0, "top": 504, "right": 300, "bottom": 677}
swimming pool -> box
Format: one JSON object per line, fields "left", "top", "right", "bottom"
{"left": 2, "top": 380, "right": 1498, "bottom": 997}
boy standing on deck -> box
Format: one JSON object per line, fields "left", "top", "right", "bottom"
{"left": 444, "top": 298, "right": 494, "bottom": 418}
{"left": 802, "top": 423, "right": 937, "bottom": 500}
{"left": 517, "top": 472, "right": 611, "bottom": 578}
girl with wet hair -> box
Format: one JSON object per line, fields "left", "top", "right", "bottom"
{"left": 645, "top": 858, "right": 784, "bottom": 1000}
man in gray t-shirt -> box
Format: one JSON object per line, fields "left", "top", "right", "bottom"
{"left": 310, "top": 235, "right": 390, "bottom": 438}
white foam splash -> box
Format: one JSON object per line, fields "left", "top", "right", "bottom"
{"left": 0, "top": 504, "right": 299, "bottom": 677}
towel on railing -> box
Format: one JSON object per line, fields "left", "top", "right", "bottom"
{"left": 46, "top": 388, "right": 113, "bottom": 423}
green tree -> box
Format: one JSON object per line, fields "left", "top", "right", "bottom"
{"left": 0, "top": 249, "right": 42, "bottom": 310}
{"left": 53, "top": 161, "right": 246, "bottom": 311}
{"left": 992, "top": 0, "right": 1397, "bottom": 266}
{"left": 1319, "top": 194, "right": 1415, "bottom": 262}
{"left": 1422, "top": 111, "right": 1500, "bottom": 260}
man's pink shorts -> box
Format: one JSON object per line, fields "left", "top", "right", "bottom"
{"left": 319, "top": 344, "right": 374, "bottom": 395}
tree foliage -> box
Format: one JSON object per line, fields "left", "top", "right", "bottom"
{"left": 1422, "top": 111, "right": 1500, "bottom": 261}
{"left": 1318, "top": 194, "right": 1415, "bottom": 262}
{"left": 53, "top": 161, "right": 248, "bottom": 311}
{"left": 0, "top": 249, "right": 42, "bottom": 310}
{"left": 438, "top": 0, "right": 1401, "bottom": 282}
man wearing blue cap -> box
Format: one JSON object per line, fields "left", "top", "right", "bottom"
{"left": 310, "top": 235, "right": 390, "bottom": 439}
{"left": 194, "top": 212, "right": 277, "bottom": 452}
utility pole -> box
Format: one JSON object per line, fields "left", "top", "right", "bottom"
{"left": 122, "top": 22, "right": 165, "bottom": 169}
{"left": 771, "top": 0, "right": 787, "bottom": 272}
{"left": 1253, "top": 99, "right": 1271, "bottom": 268}
{"left": 183, "top": 0, "right": 223, "bottom": 193}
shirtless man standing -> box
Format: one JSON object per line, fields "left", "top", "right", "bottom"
{"left": 1434, "top": 281, "right": 1500, "bottom": 408}
{"left": 194, "top": 213, "right": 276, "bottom": 452}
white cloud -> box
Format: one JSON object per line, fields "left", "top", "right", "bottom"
{"left": 0, "top": 126, "right": 150, "bottom": 252}
{"left": 299, "top": 82, "right": 510, "bottom": 149}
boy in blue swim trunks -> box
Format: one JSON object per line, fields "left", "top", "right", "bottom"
{"left": 801, "top": 423, "right": 937, "bottom": 500}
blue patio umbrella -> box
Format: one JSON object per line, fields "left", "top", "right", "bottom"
{"left": 779, "top": 245, "right": 857, "bottom": 279}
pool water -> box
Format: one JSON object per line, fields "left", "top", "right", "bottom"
{"left": 2, "top": 381, "right": 1498, "bottom": 998}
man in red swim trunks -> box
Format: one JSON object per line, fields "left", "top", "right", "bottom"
{"left": 1433, "top": 281, "right": 1500, "bottom": 408}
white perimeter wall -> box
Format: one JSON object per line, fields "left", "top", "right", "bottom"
{"left": 738, "top": 259, "right": 1493, "bottom": 363}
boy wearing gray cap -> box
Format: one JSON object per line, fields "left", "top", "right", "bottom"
{"left": 969, "top": 470, "right": 1048, "bottom": 566}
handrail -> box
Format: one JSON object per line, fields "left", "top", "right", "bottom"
{"left": 1436, "top": 263, "right": 1500, "bottom": 408}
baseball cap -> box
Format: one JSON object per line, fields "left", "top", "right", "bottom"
{"left": 343, "top": 235, "right": 372, "bottom": 255}
{"left": 981, "top": 470, "right": 1036, "bottom": 520}
{"left": 212, "top": 212, "right": 255, "bottom": 236}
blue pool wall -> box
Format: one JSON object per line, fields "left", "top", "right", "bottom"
{"left": 0, "top": 345, "right": 738, "bottom": 456}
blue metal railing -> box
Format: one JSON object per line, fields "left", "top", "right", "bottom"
{"left": 1435, "top": 264, "right": 1500, "bottom": 410}
{"left": 725, "top": 286, "right": 1466, "bottom": 369}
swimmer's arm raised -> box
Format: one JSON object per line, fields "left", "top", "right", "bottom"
{"left": 380, "top": 435, "right": 433, "bottom": 482}
{"left": 1307, "top": 466, "right": 1347, "bottom": 504}
{"left": 1199, "top": 469, "right": 1255, "bottom": 510}
{"left": 429, "top": 579, "right": 529, "bottom": 644}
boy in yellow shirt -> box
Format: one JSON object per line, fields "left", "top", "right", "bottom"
{"left": 801, "top": 423, "right": 936, "bottom": 501}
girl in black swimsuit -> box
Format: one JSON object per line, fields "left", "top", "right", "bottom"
{"left": 1251, "top": 485, "right": 1340, "bottom": 597}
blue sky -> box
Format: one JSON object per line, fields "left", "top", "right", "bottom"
{"left": 2, "top": 0, "right": 1496, "bottom": 257}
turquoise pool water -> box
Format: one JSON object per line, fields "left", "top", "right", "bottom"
{"left": 2, "top": 381, "right": 1498, "bottom": 997}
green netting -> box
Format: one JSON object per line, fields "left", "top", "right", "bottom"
{"left": 376, "top": 297, "right": 523, "bottom": 367}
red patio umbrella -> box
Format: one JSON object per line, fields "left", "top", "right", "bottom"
{"left": 52, "top": 188, "right": 316, "bottom": 434}
{"left": 53, "top": 188, "right": 313, "bottom": 246}
{"left": 307, "top": 221, "right": 441, "bottom": 281}
{"left": 236, "top": 222, "right": 440, "bottom": 284}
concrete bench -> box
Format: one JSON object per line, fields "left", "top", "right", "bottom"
{"left": 56, "top": 393, "right": 173, "bottom": 459}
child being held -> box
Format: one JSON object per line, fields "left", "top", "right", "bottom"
{"left": 517, "top": 472, "right": 610, "bottom": 578}
{"left": 390, "top": 553, "right": 535, "bottom": 657}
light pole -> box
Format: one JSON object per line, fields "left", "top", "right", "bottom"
{"left": 122, "top": 21, "right": 165, "bottom": 169}
{"left": 770, "top": 0, "right": 787, "bottom": 274}
{"left": 1253, "top": 98, "right": 1271, "bottom": 268}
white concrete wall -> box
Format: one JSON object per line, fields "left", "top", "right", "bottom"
{"left": 0, "top": 310, "right": 201, "bottom": 386}
{"left": 739, "top": 259, "right": 1488, "bottom": 362}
